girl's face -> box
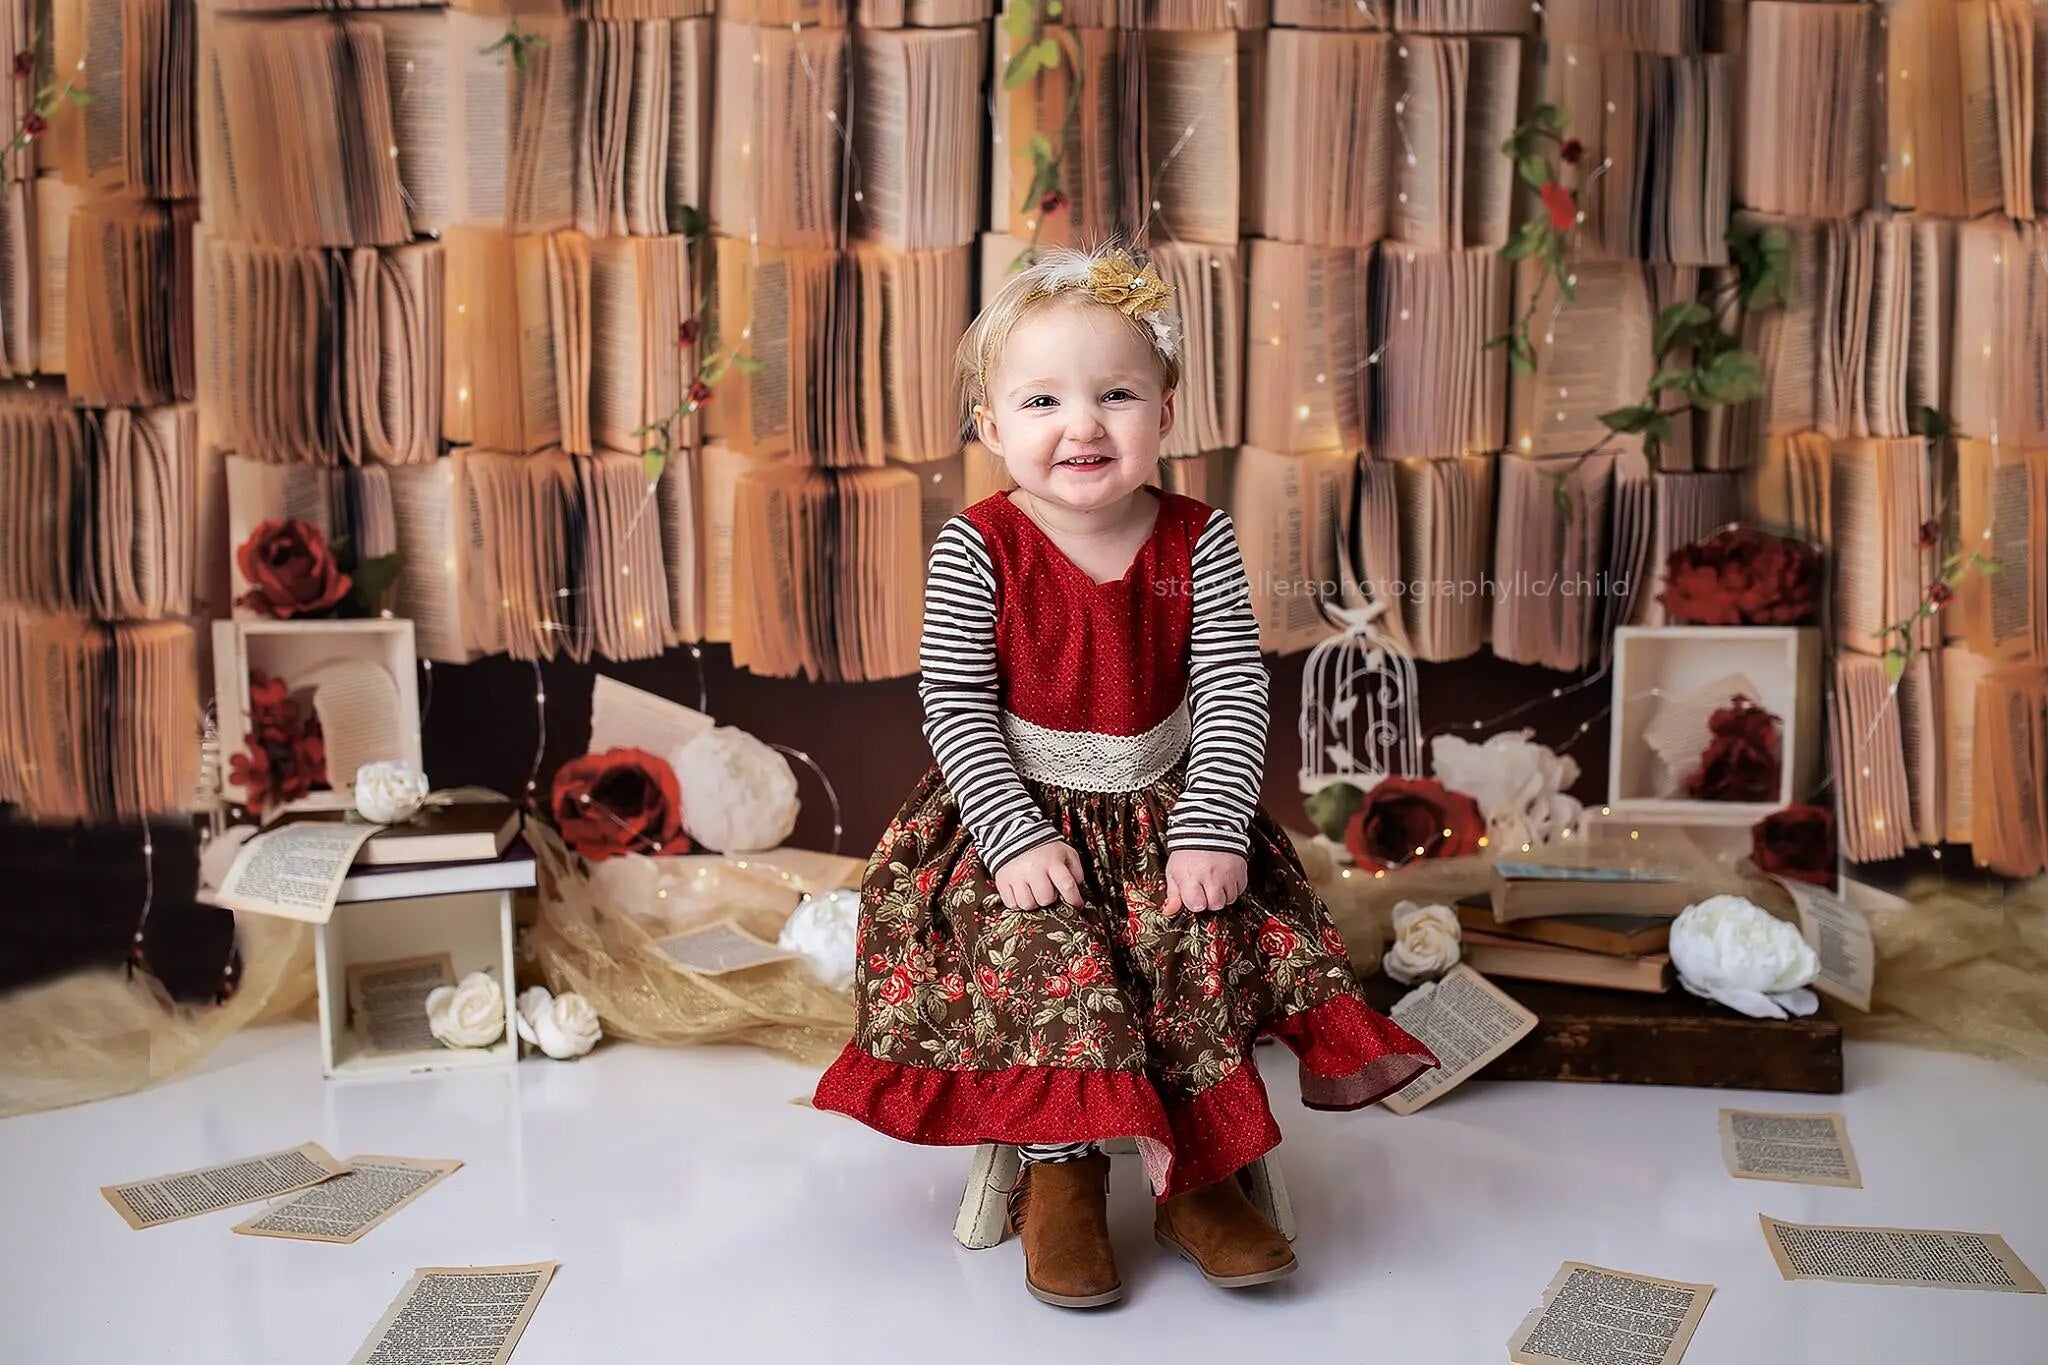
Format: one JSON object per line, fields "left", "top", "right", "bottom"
{"left": 974, "top": 296, "right": 1175, "bottom": 516}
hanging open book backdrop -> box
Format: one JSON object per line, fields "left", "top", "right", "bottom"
{"left": 0, "top": 0, "right": 2046, "bottom": 1128}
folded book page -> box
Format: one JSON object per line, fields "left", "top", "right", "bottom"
{"left": 1718, "top": 1109, "right": 1862, "bottom": 1188}
{"left": 1508, "top": 1262, "right": 1714, "bottom": 1365}
{"left": 101, "top": 1143, "right": 350, "bottom": 1230}
{"left": 1382, "top": 965, "right": 1537, "bottom": 1116}
{"left": 349, "top": 1262, "right": 558, "bottom": 1365}
{"left": 235, "top": 1156, "right": 462, "bottom": 1245}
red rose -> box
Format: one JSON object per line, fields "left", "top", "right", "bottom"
{"left": 229, "top": 738, "right": 274, "bottom": 809}
{"left": 687, "top": 378, "right": 713, "bottom": 406}
{"left": 1751, "top": 805, "right": 1836, "bottom": 889}
{"left": 1067, "top": 956, "right": 1102, "bottom": 988}
{"left": 867, "top": 953, "right": 888, "bottom": 972}
{"left": 1929, "top": 581, "right": 1954, "bottom": 607}
{"left": 1039, "top": 189, "right": 1068, "bottom": 216}
{"left": 549, "top": 746, "right": 692, "bottom": 860}
{"left": 1321, "top": 925, "right": 1349, "bottom": 957}
{"left": 235, "top": 519, "right": 353, "bottom": 620}
{"left": 1202, "top": 973, "right": 1222, "bottom": 997}
{"left": 1685, "top": 697, "right": 1782, "bottom": 803}
{"left": 247, "top": 670, "right": 292, "bottom": 724}
{"left": 1658, "top": 527, "right": 1821, "bottom": 627}
{"left": 283, "top": 731, "right": 327, "bottom": 800}
{"left": 12, "top": 50, "right": 33, "bottom": 80}
{"left": 1257, "top": 917, "right": 1299, "bottom": 959}
{"left": 1541, "top": 180, "right": 1576, "bottom": 231}
{"left": 940, "top": 973, "right": 966, "bottom": 1002}
{"left": 915, "top": 867, "right": 940, "bottom": 896}
{"left": 20, "top": 110, "right": 44, "bottom": 139}
{"left": 1560, "top": 138, "right": 1585, "bottom": 165}
{"left": 677, "top": 318, "right": 700, "bottom": 347}
{"left": 1341, "top": 777, "right": 1487, "bottom": 872}
{"left": 1045, "top": 975, "right": 1072, "bottom": 999}
{"left": 1918, "top": 519, "right": 1942, "bottom": 550}
{"left": 878, "top": 968, "right": 914, "bottom": 1006}
{"left": 976, "top": 966, "right": 1006, "bottom": 999}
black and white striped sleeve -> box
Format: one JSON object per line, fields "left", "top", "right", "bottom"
{"left": 917, "top": 517, "right": 1062, "bottom": 876}
{"left": 1164, "top": 508, "right": 1269, "bottom": 857}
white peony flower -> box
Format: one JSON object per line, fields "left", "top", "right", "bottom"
{"left": 1431, "top": 730, "right": 1584, "bottom": 848}
{"left": 1381, "top": 900, "right": 1462, "bottom": 985}
{"left": 777, "top": 888, "right": 862, "bottom": 992}
{"left": 670, "top": 727, "right": 800, "bottom": 853}
{"left": 354, "top": 759, "right": 430, "bottom": 824}
{"left": 1669, "top": 893, "right": 1820, "bottom": 1019}
{"left": 425, "top": 971, "right": 505, "bottom": 1048}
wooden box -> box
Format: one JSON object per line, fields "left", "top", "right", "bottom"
{"left": 1365, "top": 974, "right": 1843, "bottom": 1094}
{"left": 1607, "top": 625, "right": 1822, "bottom": 825}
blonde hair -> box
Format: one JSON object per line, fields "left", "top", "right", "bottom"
{"left": 956, "top": 241, "right": 1184, "bottom": 437}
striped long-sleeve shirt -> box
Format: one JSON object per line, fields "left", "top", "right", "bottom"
{"left": 916, "top": 493, "right": 1269, "bottom": 876}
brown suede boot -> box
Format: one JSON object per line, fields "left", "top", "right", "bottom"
{"left": 1154, "top": 1170, "right": 1298, "bottom": 1288}
{"left": 1007, "top": 1153, "right": 1123, "bottom": 1309}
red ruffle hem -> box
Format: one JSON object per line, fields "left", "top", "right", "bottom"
{"left": 814, "top": 994, "right": 1437, "bottom": 1200}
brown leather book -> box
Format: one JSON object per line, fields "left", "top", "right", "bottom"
{"left": 1455, "top": 902, "right": 1670, "bottom": 957}
{"left": 1461, "top": 930, "right": 1675, "bottom": 994}
{"left": 272, "top": 799, "right": 521, "bottom": 866}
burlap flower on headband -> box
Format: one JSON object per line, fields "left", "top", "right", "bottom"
{"left": 1039, "top": 249, "right": 1182, "bottom": 361}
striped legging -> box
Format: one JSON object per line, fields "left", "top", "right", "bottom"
{"left": 1018, "top": 1141, "right": 1101, "bottom": 1165}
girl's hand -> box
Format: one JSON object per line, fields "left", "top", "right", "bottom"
{"left": 994, "top": 840, "right": 1087, "bottom": 912}
{"left": 1161, "top": 850, "right": 1249, "bottom": 915}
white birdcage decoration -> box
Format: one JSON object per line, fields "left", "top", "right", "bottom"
{"left": 1298, "top": 599, "right": 1422, "bottom": 795}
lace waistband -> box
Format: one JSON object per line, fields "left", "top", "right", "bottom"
{"left": 999, "top": 702, "right": 1191, "bottom": 793}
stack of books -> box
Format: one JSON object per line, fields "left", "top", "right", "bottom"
{"left": 1456, "top": 861, "right": 1699, "bottom": 994}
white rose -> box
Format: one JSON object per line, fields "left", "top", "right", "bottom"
{"left": 1669, "top": 893, "right": 1820, "bottom": 1019}
{"left": 1431, "top": 730, "right": 1583, "bottom": 847}
{"left": 670, "top": 727, "right": 800, "bottom": 853}
{"left": 425, "top": 971, "right": 505, "bottom": 1048}
{"left": 515, "top": 986, "right": 552, "bottom": 1046}
{"left": 354, "top": 759, "right": 430, "bottom": 824}
{"left": 1381, "top": 900, "right": 1462, "bottom": 985}
{"left": 533, "top": 992, "right": 602, "bottom": 1059}
{"left": 777, "top": 888, "right": 861, "bottom": 992}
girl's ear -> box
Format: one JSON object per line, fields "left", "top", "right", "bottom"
{"left": 1157, "top": 388, "right": 1177, "bottom": 441}
{"left": 974, "top": 404, "right": 1003, "bottom": 458}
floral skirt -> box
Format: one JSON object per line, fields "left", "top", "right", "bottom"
{"left": 812, "top": 760, "right": 1437, "bottom": 1200}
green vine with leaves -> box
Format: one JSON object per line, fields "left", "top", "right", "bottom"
{"left": 1000, "top": 0, "right": 1079, "bottom": 272}
{"left": 483, "top": 17, "right": 548, "bottom": 73}
{"left": 1873, "top": 406, "right": 2004, "bottom": 684}
{"left": 7, "top": 25, "right": 94, "bottom": 158}
{"left": 630, "top": 205, "right": 763, "bottom": 483}
{"left": 1491, "top": 103, "right": 1791, "bottom": 514}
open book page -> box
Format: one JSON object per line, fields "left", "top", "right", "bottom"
{"left": 854, "top": 28, "right": 983, "bottom": 250}
{"left": 991, "top": 26, "right": 1122, "bottom": 244}
{"left": 347, "top": 955, "right": 455, "bottom": 1056}
{"left": 1228, "top": 446, "right": 1355, "bottom": 655}
{"left": 1956, "top": 440, "right": 2043, "bottom": 663}
{"left": 711, "top": 21, "right": 844, "bottom": 248}
{"left": 1257, "top": 31, "right": 1390, "bottom": 247}
{"left": 234, "top": 1157, "right": 462, "bottom": 1246}
{"left": 1736, "top": 0, "right": 1876, "bottom": 218}
{"left": 348, "top": 1263, "right": 557, "bottom": 1365}
{"left": 657, "top": 919, "right": 799, "bottom": 974}
{"left": 1373, "top": 245, "right": 1508, "bottom": 461}
{"left": 1143, "top": 30, "right": 1241, "bottom": 247}
{"left": 1245, "top": 240, "right": 1365, "bottom": 454}
{"left": 1509, "top": 260, "right": 1653, "bottom": 457}
{"left": 1507, "top": 1262, "right": 1714, "bottom": 1365}
{"left": 101, "top": 1144, "right": 350, "bottom": 1231}
{"left": 1719, "top": 1110, "right": 1861, "bottom": 1187}
{"left": 1759, "top": 1215, "right": 2045, "bottom": 1293}
{"left": 210, "top": 821, "right": 383, "bottom": 925}
{"left": 1153, "top": 242, "right": 1243, "bottom": 457}
{"left": 1381, "top": 966, "right": 1537, "bottom": 1116}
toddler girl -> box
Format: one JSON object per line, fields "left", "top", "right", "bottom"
{"left": 814, "top": 243, "right": 1437, "bottom": 1308}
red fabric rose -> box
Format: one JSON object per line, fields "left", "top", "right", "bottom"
{"left": 235, "top": 519, "right": 353, "bottom": 620}
{"left": 1657, "top": 526, "right": 1821, "bottom": 626}
{"left": 1257, "top": 917, "right": 1299, "bottom": 959}
{"left": 1685, "top": 696, "right": 1782, "bottom": 802}
{"left": 282, "top": 731, "right": 327, "bottom": 801}
{"left": 1067, "top": 956, "right": 1103, "bottom": 988}
{"left": 878, "top": 969, "right": 914, "bottom": 1006}
{"left": 1918, "top": 519, "right": 1942, "bottom": 550}
{"left": 867, "top": 953, "right": 887, "bottom": 972}
{"left": 1039, "top": 189, "right": 1068, "bottom": 216}
{"left": 12, "top": 50, "right": 34, "bottom": 80}
{"left": 677, "top": 318, "right": 700, "bottom": 347}
{"left": 549, "top": 746, "right": 692, "bottom": 860}
{"left": 1541, "top": 180, "right": 1577, "bottom": 231}
{"left": 1321, "top": 925, "right": 1350, "bottom": 957}
{"left": 687, "top": 379, "right": 713, "bottom": 406}
{"left": 1560, "top": 138, "right": 1585, "bottom": 165}
{"left": 915, "top": 867, "right": 940, "bottom": 896}
{"left": 20, "top": 110, "right": 44, "bottom": 139}
{"left": 1342, "top": 777, "right": 1488, "bottom": 872}
{"left": 1929, "top": 581, "right": 1954, "bottom": 607}
{"left": 940, "top": 973, "right": 967, "bottom": 1002}
{"left": 976, "top": 965, "right": 1007, "bottom": 1001}
{"left": 1751, "top": 804, "right": 1836, "bottom": 888}
{"left": 1045, "top": 975, "right": 1073, "bottom": 1000}
{"left": 229, "top": 739, "right": 274, "bottom": 810}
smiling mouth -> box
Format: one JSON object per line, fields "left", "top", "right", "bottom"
{"left": 1058, "top": 455, "right": 1111, "bottom": 468}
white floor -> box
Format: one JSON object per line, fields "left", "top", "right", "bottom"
{"left": 4, "top": 1026, "right": 2046, "bottom": 1364}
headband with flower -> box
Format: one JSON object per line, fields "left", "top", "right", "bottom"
{"left": 1036, "top": 248, "right": 1182, "bottom": 363}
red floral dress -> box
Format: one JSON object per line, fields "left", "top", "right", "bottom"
{"left": 813, "top": 487, "right": 1435, "bottom": 1199}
